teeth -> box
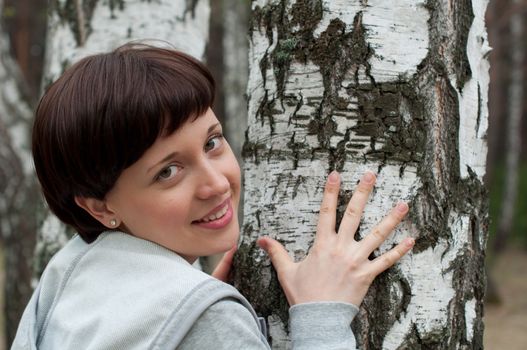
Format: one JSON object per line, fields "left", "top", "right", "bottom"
{"left": 198, "top": 204, "right": 228, "bottom": 223}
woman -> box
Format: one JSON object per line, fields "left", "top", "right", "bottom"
{"left": 12, "top": 43, "right": 414, "bottom": 349}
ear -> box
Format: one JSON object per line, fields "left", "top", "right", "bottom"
{"left": 74, "top": 196, "right": 119, "bottom": 229}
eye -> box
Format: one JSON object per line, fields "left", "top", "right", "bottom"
{"left": 156, "top": 165, "right": 179, "bottom": 181}
{"left": 204, "top": 134, "right": 224, "bottom": 152}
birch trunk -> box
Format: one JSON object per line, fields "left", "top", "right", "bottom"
{"left": 0, "top": 0, "right": 38, "bottom": 343}
{"left": 236, "top": 1, "right": 490, "bottom": 349}
{"left": 493, "top": 0, "right": 523, "bottom": 253}
{"left": 223, "top": 0, "right": 250, "bottom": 162}
{"left": 37, "top": 0, "right": 211, "bottom": 271}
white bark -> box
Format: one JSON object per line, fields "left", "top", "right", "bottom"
{"left": 0, "top": 0, "right": 39, "bottom": 343}
{"left": 239, "top": 1, "right": 489, "bottom": 348}
{"left": 0, "top": 17, "right": 33, "bottom": 176}
{"left": 38, "top": 0, "right": 211, "bottom": 268}
{"left": 457, "top": 0, "right": 490, "bottom": 180}
{"left": 44, "top": 0, "right": 210, "bottom": 84}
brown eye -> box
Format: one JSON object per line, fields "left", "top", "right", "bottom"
{"left": 205, "top": 135, "right": 223, "bottom": 152}
{"left": 157, "top": 165, "right": 179, "bottom": 181}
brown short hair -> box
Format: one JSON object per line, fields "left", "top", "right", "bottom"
{"left": 32, "top": 43, "right": 215, "bottom": 242}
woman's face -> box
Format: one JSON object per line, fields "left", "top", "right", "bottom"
{"left": 104, "top": 108, "right": 241, "bottom": 262}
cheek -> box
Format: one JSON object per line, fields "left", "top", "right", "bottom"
{"left": 127, "top": 193, "right": 185, "bottom": 225}
{"left": 227, "top": 157, "right": 241, "bottom": 193}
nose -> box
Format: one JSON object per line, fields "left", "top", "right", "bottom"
{"left": 195, "top": 160, "right": 230, "bottom": 200}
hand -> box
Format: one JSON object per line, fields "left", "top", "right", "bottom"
{"left": 211, "top": 245, "right": 237, "bottom": 282}
{"left": 258, "top": 171, "right": 414, "bottom": 307}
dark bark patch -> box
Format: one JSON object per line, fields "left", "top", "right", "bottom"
{"left": 233, "top": 237, "right": 290, "bottom": 337}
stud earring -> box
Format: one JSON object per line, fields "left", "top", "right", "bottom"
{"left": 110, "top": 219, "right": 117, "bottom": 227}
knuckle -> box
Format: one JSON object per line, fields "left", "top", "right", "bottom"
{"left": 347, "top": 256, "right": 362, "bottom": 270}
{"left": 370, "top": 227, "right": 385, "bottom": 241}
{"left": 319, "top": 204, "right": 332, "bottom": 215}
{"left": 388, "top": 248, "right": 404, "bottom": 264}
{"left": 328, "top": 245, "right": 347, "bottom": 262}
{"left": 391, "top": 209, "right": 405, "bottom": 222}
{"left": 383, "top": 215, "right": 400, "bottom": 232}
{"left": 381, "top": 254, "right": 396, "bottom": 267}
{"left": 395, "top": 246, "right": 406, "bottom": 259}
{"left": 329, "top": 249, "right": 343, "bottom": 261}
{"left": 356, "top": 185, "right": 371, "bottom": 195}
{"left": 325, "top": 182, "right": 339, "bottom": 194}
{"left": 344, "top": 205, "right": 361, "bottom": 220}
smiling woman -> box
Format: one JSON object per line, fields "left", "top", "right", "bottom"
{"left": 90, "top": 109, "right": 241, "bottom": 262}
{"left": 32, "top": 44, "right": 216, "bottom": 243}
{"left": 11, "top": 43, "right": 414, "bottom": 350}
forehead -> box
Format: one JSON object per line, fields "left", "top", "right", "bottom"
{"left": 138, "top": 109, "right": 219, "bottom": 163}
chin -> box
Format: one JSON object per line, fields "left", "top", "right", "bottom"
{"left": 217, "top": 228, "right": 240, "bottom": 252}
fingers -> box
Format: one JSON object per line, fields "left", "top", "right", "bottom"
{"left": 358, "top": 202, "right": 409, "bottom": 257}
{"left": 257, "top": 236, "right": 293, "bottom": 274}
{"left": 316, "top": 171, "right": 341, "bottom": 238}
{"left": 337, "top": 171, "right": 376, "bottom": 242}
{"left": 211, "top": 245, "right": 237, "bottom": 282}
{"left": 369, "top": 237, "right": 414, "bottom": 276}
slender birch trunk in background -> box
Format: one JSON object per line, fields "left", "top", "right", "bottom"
{"left": 223, "top": 0, "right": 250, "bottom": 162}
{"left": 204, "top": 0, "right": 250, "bottom": 272}
{"left": 493, "top": 0, "right": 523, "bottom": 253}
{"left": 235, "top": 1, "right": 490, "bottom": 348}
{"left": 36, "top": 0, "right": 211, "bottom": 273}
{"left": 0, "top": 0, "right": 38, "bottom": 343}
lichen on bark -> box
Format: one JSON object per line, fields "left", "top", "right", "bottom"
{"left": 239, "top": 0, "right": 488, "bottom": 348}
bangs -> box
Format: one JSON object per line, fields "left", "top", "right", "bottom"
{"left": 108, "top": 45, "right": 215, "bottom": 171}
{"left": 33, "top": 43, "right": 216, "bottom": 241}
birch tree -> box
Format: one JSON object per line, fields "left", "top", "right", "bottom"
{"left": 493, "top": 0, "right": 524, "bottom": 253}
{"left": 0, "top": 0, "right": 40, "bottom": 344}
{"left": 223, "top": 0, "right": 250, "bottom": 161}
{"left": 235, "top": 1, "right": 490, "bottom": 348}
{"left": 36, "top": 0, "right": 211, "bottom": 270}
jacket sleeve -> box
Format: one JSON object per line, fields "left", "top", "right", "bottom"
{"left": 289, "top": 302, "right": 359, "bottom": 350}
{"left": 177, "top": 299, "right": 358, "bottom": 350}
{"left": 177, "top": 298, "right": 271, "bottom": 349}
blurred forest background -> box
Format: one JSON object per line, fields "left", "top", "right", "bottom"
{"left": 0, "top": 0, "right": 526, "bottom": 349}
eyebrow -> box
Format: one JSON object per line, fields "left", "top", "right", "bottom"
{"left": 147, "top": 122, "right": 221, "bottom": 174}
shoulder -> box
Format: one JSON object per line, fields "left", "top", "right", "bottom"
{"left": 34, "top": 232, "right": 249, "bottom": 349}
{"left": 39, "top": 231, "right": 212, "bottom": 298}
{"left": 177, "top": 298, "right": 270, "bottom": 350}
{"left": 151, "top": 277, "right": 266, "bottom": 348}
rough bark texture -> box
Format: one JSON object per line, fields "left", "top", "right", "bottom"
{"left": 0, "top": 1, "right": 39, "bottom": 344}
{"left": 37, "top": 0, "right": 211, "bottom": 270}
{"left": 235, "top": 1, "right": 490, "bottom": 349}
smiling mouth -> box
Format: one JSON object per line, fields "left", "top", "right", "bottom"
{"left": 194, "top": 203, "right": 229, "bottom": 223}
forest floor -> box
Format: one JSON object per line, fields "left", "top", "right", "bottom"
{"left": 484, "top": 247, "right": 527, "bottom": 349}
{"left": 0, "top": 245, "right": 525, "bottom": 349}
{"left": 0, "top": 243, "right": 4, "bottom": 350}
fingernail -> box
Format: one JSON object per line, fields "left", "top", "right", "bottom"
{"left": 362, "top": 171, "right": 376, "bottom": 184}
{"left": 328, "top": 170, "right": 339, "bottom": 184}
{"left": 397, "top": 202, "right": 409, "bottom": 213}
{"left": 257, "top": 238, "right": 267, "bottom": 249}
{"left": 406, "top": 237, "right": 415, "bottom": 247}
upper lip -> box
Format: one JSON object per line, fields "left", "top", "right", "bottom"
{"left": 194, "top": 197, "right": 231, "bottom": 222}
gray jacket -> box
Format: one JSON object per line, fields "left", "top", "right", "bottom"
{"left": 11, "top": 232, "right": 358, "bottom": 349}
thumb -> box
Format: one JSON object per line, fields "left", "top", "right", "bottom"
{"left": 212, "top": 245, "right": 237, "bottom": 282}
{"left": 257, "top": 237, "right": 293, "bottom": 273}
